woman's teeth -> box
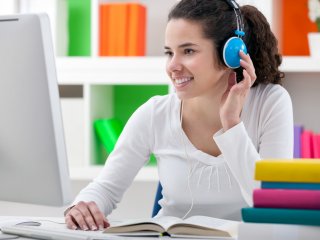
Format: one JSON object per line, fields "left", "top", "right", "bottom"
{"left": 175, "top": 77, "right": 193, "bottom": 84}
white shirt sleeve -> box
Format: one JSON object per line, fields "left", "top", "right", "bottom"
{"left": 72, "top": 98, "right": 155, "bottom": 215}
{"left": 213, "top": 86, "right": 293, "bottom": 206}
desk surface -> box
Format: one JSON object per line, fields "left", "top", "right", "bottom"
{"left": 0, "top": 216, "right": 236, "bottom": 240}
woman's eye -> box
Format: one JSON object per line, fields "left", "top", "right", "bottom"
{"left": 184, "top": 49, "right": 195, "bottom": 55}
{"left": 164, "top": 51, "right": 173, "bottom": 57}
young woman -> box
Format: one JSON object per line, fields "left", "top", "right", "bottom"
{"left": 65, "top": 0, "right": 293, "bottom": 230}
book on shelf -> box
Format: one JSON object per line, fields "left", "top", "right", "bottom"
{"left": 313, "top": 133, "right": 320, "bottom": 158}
{"left": 301, "top": 130, "right": 313, "bottom": 158}
{"left": 68, "top": 0, "right": 91, "bottom": 56}
{"left": 99, "top": 3, "right": 110, "bottom": 56}
{"left": 253, "top": 189, "right": 320, "bottom": 209}
{"left": 242, "top": 207, "right": 320, "bottom": 226}
{"left": 261, "top": 181, "right": 320, "bottom": 190}
{"left": 238, "top": 222, "right": 320, "bottom": 240}
{"left": 127, "top": 3, "right": 146, "bottom": 56}
{"left": 99, "top": 2, "right": 146, "bottom": 56}
{"left": 294, "top": 125, "right": 303, "bottom": 158}
{"left": 103, "top": 215, "right": 238, "bottom": 239}
{"left": 294, "top": 126, "right": 320, "bottom": 159}
{"left": 110, "top": 3, "right": 128, "bottom": 56}
{"left": 255, "top": 159, "right": 320, "bottom": 183}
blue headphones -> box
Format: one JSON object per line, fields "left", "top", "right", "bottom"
{"left": 223, "top": 0, "right": 247, "bottom": 69}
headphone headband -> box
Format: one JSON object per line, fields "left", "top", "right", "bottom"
{"left": 222, "top": 0, "right": 247, "bottom": 69}
{"left": 226, "top": 0, "right": 244, "bottom": 37}
{"left": 226, "top": 0, "right": 239, "bottom": 9}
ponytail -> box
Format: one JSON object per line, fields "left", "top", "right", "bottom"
{"left": 241, "top": 5, "right": 284, "bottom": 86}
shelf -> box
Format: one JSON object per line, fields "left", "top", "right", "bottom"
{"left": 55, "top": 56, "right": 320, "bottom": 86}
{"left": 69, "top": 166, "right": 159, "bottom": 182}
{"left": 56, "top": 57, "right": 170, "bottom": 85}
{"left": 280, "top": 57, "right": 320, "bottom": 73}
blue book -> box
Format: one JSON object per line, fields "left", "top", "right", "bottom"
{"left": 242, "top": 207, "right": 320, "bottom": 226}
{"left": 261, "top": 181, "right": 320, "bottom": 190}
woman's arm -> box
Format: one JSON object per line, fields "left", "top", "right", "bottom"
{"left": 66, "top": 97, "right": 156, "bottom": 229}
{"left": 214, "top": 86, "right": 293, "bottom": 205}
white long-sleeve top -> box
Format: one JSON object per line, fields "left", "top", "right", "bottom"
{"left": 73, "top": 83, "right": 293, "bottom": 220}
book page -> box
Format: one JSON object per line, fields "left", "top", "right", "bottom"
{"left": 168, "top": 216, "right": 239, "bottom": 237}
{"left": 152, "top": 216, "right": 184, "bottom": 230}
{"left": 184, "top": 216, "right": 239, "bottom": 231}
{"left": 104, "top": 216, "right": 182, "bottom": 233}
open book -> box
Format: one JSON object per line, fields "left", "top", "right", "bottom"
{"left": 104, "top": 216, "right": 239, "bottom": 238}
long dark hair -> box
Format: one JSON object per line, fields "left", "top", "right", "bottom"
{"left": 168, "top": 0, "right": 284, "bottom": 86}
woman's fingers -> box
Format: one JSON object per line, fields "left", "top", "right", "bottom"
{"left": 65, "top": 201, "right": 109, "bottom": 231}
{"left": 239, "top": 51, "right": 256, "bottom": 86}
{"left": 239, "top": 50, "right": 253, "bottom": 65}
{"left": 242, "top": 69, "right": 252, "bottom": 91}
{"left": 76, "top": 202, "right": 99, "bottom": 230}
{"left": 68, "top": 206, "right": 89, "bottom": 230}
{"left": 87, "top": 201, "right": 110, "bottom": 230}
{"left": 65, "top": 214, "right": 78, "bottom": 230}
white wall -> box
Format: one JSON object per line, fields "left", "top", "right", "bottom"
{"left": 0, "top": 180, "right": 158, "bottom": 221}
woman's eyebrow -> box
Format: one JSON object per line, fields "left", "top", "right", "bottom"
{"left": 164, "top": 42, "right": 198, "bottom": 50}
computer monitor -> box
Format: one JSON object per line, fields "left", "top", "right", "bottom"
{"left": 0, "top": 13, "right": 72, "bottom": 206}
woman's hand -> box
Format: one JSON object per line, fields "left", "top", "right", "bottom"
{"left": 65, "top": 201, "right": 110, "bottom": 231}
{"left": 220, "top": 51, "right": 256, "bottom": 131}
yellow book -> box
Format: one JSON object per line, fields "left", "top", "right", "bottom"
{"left": 255, "top": 159, "right": 320, "bottom": 183}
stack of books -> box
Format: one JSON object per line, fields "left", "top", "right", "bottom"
{"left": 242, "top": 159, "right": 320, "bottom": 225}
{"left": 238, "top": 159, "right": 320, "bottom": 240}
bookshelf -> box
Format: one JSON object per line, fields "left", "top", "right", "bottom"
{"left": 2, "top": 0, "right": 320, "bottom": 180}
{"left": 281, "top": 57, "right": 320, "bottom": 134}
{"left": 56, "top": 56, "right": 320, "bottom": 181}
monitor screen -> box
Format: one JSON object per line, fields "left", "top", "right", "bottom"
{"left": 0, "top": 13, "right": 72, "bottom": 206}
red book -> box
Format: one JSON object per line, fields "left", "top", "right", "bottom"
{"left": 253, "top": 189, "right": 320, "bottom": 209}
{"left": 301, "top": 130, "right": 313, "bottom": 158}
{"left": 312, "top": 134, "right": 320, "bottom": 158}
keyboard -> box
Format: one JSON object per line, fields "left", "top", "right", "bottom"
{"left": 1, "top": 225, "right": 120, "bottom": 240}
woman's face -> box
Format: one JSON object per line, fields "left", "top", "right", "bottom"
{"left": 165, "top": 19, "right": 228, "bottom": 100}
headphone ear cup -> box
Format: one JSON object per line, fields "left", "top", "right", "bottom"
{"left": 223, "top": 37, "right": 247, "bottom": 69}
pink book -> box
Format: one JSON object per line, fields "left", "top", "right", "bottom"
{"left": 253, "top": 189, "right": 320, "bottom": 209}
{"left": 313, "top": 134, "right": 320, "bottom": 158}
{"left": 301, "top": 130, "right": 313, "bottom": 158}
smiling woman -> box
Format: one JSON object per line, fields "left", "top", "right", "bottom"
{"left": 165, "top": 19, "right": 227, "bottom": 101}
{"left": 65, "top": 0, "right": 293, "bottom": 231}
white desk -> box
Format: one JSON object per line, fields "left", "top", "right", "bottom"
{"left": 3, "top": 216, "right": 320, "bottom": 240}
{"left": 0, "top": 216, "right": 236, "bottom": 240}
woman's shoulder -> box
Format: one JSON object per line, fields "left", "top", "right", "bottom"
{"left": 252, "top": 83, "right": 291, "bottom": 101}
{"left": 142, "top": 92, "right": 179, "bottom": 111}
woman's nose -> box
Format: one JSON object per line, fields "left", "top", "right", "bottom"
{"left": 167, "top": 55, "right": 183, "bottom": 72}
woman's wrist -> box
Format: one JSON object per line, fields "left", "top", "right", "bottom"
{"left": 222, "top": 118, "right": 241, "bottom": 132}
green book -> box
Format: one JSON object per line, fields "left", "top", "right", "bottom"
{"left": 68, "top": 0, "right": 91, "bottom": 56}
{"left": 242, "top": 207, "right": 320, "bottom": 226}
{"left": 94, "top": 118, "right": 123, "bottom": 154}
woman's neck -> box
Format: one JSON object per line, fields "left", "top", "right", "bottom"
{"left": 182, "top": 93, "right": 222, "bottom": 128}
